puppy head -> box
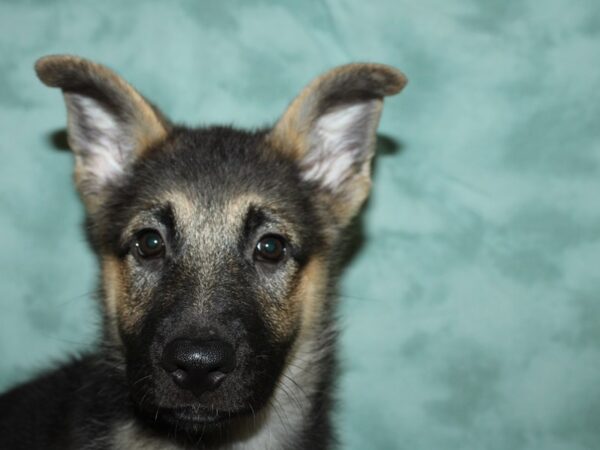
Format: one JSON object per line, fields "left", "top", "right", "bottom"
{"left": 36, "top": 55, "right": 406, "bottom": 433}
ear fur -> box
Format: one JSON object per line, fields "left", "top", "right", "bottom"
{"left": 35, "top": 55, "right": 169, "bottom": 211}
{"left": 268, "top": 63, "right": 407, "bottom": 226}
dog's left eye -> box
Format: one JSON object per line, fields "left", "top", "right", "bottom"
{"left": 254, "top": 235, "right": 286, "bottom": 263}
{"left": 134, "top": 229, "right": 165, "bottom": 259}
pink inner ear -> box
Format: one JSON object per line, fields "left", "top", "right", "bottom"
{"left": 300, "top": 99, "right": 382, "bottom": 191}
{"left": 66, "top": 93, "right": 130, "bottom": 185}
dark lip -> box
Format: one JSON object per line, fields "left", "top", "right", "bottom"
{"left": 159, "top": 406, "right": 248, "bottom": 426}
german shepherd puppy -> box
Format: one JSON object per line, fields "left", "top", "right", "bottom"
{"left": 0, "top": 55, "right": 406, "bottom": 449}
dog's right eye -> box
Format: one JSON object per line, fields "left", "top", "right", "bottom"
{"left": 134, "top": 229, "right": 165, "bottom": 259}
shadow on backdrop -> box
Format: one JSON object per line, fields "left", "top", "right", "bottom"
{"left": 48, "top": 128, "right": 70, "bottom": 151}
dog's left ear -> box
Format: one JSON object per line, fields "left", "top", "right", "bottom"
{"left": 35, "top": 55, "right": 169, "bottom": 212}
{"left": 269, "top": 63, "right": 407, "bottom": 226}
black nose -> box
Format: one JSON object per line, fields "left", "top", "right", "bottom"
{"left": 160, "top": 338, "right": 236, "bottom": 395}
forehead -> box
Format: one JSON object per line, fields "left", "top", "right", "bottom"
{"left": 104, "top": 126, "right": 315, "bottom": 244}
{"left": 141, "top": 127, "right": 302, "bottom": 202}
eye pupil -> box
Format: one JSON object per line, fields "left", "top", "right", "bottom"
{"left": 262, "top": 238, "right": 278, "bottom": 253}
{"left": 255, "top": 235, "right": 285, "bottom": 262}
{"left": 145, "top": 234, "right": 160, "bottom": 249}
{"left": 135, "top": 230, "right": 165, "bottom": 258}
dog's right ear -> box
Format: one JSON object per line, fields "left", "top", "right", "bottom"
{"left": 35, "top": 55, "right": 169, "bottom": 212}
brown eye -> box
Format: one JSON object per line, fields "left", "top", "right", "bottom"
{"left": 135, "top": 229, "right": 165, "bottom": 259}
{"left": 255, "top": 235, "right": 286, "bottom": 263}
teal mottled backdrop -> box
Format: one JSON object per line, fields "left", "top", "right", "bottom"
{"left": 1, "top": 1, "right": 600, "bottom": 448}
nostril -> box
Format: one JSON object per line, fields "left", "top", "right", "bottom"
{"left": 169, "top": 368, "right": 187, "bottom": 385}
{"left": 160, "top": 338, "right": 236, "bottom": 394}
{"left": 206, "top": 371, "right": 227, "bottom": 389}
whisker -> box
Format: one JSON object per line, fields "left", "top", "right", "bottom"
{"left": 132, "top": 374, "right": 152, "bottom": 386}
{"left": 249, "top": 402, "right": 257, "bottom": 429}
{"left": 277, "top": 380, "right": 304, "bottom": 414}
{"left": 269, "top": 396, "right": 291, "bottom": 436}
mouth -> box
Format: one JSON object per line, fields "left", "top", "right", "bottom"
{"left": 156, "top": 406, "right": 249, "bottom": 428}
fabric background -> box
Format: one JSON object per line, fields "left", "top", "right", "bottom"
{"left": 1, "top": 1, "right": 599, "bottom": 448}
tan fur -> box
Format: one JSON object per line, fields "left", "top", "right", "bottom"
{"left": 102, "top": 256, "right": 126, "bottom": 339}
{"left": 160, "top": 190, "right": 198, "bottom": 225}
{"left": 331, "top": 174, "right": 372, "bottom": 225}
{"left": 251, "top": 253, "right": 329, "bottom": 346}
{"left": 103, "top": 254, "right": 153, "bottom": 337}
{"left": 295, "top": 257, "right": 329, "bottom": 337}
